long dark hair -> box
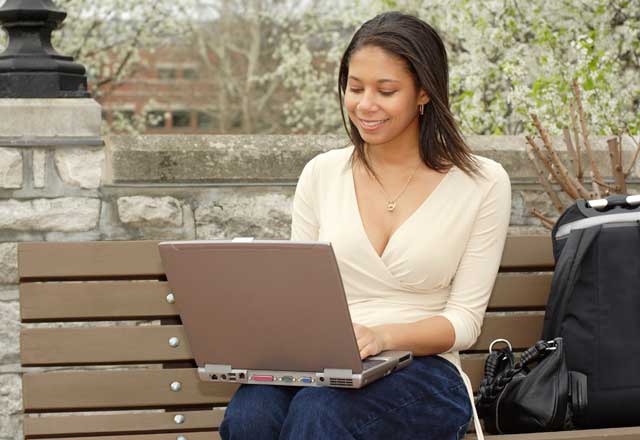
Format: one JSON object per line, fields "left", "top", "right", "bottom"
{"left": 338, "top": 11, "right": 480, "bottom": 177}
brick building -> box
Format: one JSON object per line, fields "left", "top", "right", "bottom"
{"left": 98, "top": 44, "right": 228, "bottom": 134}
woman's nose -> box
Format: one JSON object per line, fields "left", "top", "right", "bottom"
{"left": 357, "top": 91, "right": 379, "bottom": 113}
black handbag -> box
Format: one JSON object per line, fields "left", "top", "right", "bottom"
{"left": 475, "top": 337, "right": 588, "bottom": 434}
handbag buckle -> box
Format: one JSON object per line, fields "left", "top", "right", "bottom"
{"left": 489, "top": 338, "right": 512, "bottom": 353}
{"left": 545, "top": 339, "right": 558, "bottom": 351}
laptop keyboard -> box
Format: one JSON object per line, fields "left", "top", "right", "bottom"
{"left": 362, "top": 359, "right": 386, "bottom": 370}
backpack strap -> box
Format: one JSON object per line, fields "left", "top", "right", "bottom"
{"left": 542, "top": 225, "right": 602, "bottom": 339}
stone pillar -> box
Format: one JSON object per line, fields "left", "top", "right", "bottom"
{"left": 0, "top": 102, "right": 106, "bottom": 440}
{"left": 0, "top": 2, "right": 103, "bottom": 438}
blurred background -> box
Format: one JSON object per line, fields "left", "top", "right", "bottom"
{"left": 1, "top": 0, "right": 638, "bottom": 137}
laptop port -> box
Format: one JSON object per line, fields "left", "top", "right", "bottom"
{"left": 239, "top": 373, "right": 246, "bottom": 379}
{"left": 399, "top": 354, "right": 411, "bottom": 363}
{"left": 211, "top": 374, "right": 218, "bottom": 380}
{"left": 251, "top": 375, "right": 274, "bottom": 382}
{"left": 280, "top": 376, "right": 294, "bottom": 383}
{"left": 299, "top": 377, "right": 314, "bottom": 384}
{"left": 221, "top": 374, "right": 227, "bottom": 380}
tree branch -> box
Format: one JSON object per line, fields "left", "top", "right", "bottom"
{"left": 530, "top": 114, "right": 580, "bottom": 199}
{"left": 256, "top": 78, "right": 281, "bottom": 114}
{"left": 526, "top": 140, "right": 566, "bottom": 213}
{"left": 607, "top": 137, "right": 627, "bottom": 193}
{"left": 530, "top": 208, "right": 555, "bottom": 230}
{"left": 98, "top": 2, "right": 170, "bottom": 98}
{"left": 73, "top": 19, "right": 102, "bottom": 60}
{"left": 569, "top": 99, "right": 584, "bottom": 181}
{"left": 562, "top": 127, "right": 579, "bottom": 176}
{"left": 572, "top": 79, "right": 604, "bottom": 195}
{"left": 593, "top": 177, "right": 620, "bottom": 193}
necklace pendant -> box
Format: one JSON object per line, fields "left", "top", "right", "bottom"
{"left": 386, "top": 201, "right": 396, "bottom": 212}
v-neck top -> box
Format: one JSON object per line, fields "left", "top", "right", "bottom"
{"left": 351, "top": 160, "right": 455, "bottom": 260}
{"left": 290, "top": 146, "right": 511, "bottom": 438}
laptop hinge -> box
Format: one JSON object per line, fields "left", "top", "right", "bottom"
{"left": 323, "top": 368, "right": 353, "bottom": 379}
{"left": 232, "top": 237, "right": 254, "bottom": 242}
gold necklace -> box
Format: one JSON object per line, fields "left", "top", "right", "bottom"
{"left": 372, "top": 162, "right": 421, "bottom": 212}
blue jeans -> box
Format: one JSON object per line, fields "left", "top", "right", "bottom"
{"left": 220, "top": 355, "right": 472, "bottom": 440}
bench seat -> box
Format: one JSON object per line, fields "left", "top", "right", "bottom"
{"left": 17, "top": 236, "right": 637, "bottom": 439}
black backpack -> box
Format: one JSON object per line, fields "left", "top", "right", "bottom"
{"left": 542, "top": 195, "right": 640, "bottom": 428}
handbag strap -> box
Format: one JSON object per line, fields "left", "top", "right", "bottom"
{"left": 476, "top": 344, "right": 515, "bottom": 405}
{"left": 516, "top": 339, "right": 558, "bottom": 368}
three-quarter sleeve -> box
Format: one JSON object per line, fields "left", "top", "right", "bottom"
{"left": 290, "top": 157, "right": 320, "bottom": 241}
{"left": 437, "top": 164, "right": 512, "bottom": 352}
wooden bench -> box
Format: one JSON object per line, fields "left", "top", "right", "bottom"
{"left": 17, "top": 236, "right": 640, "bottom": 440}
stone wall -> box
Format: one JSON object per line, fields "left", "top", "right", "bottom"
{"left": 1, "top": 99, "right": 639, "bottom": 439}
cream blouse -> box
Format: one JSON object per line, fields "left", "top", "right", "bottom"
{"left": 290, "top": 145, "right": 511, "bottom": 438}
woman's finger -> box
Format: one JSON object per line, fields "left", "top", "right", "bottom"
{"left": 356, "top": 334, "right": 371, "bottom": 350}
{"left": 359, "top": 341, "right": 376, "bottom": 359}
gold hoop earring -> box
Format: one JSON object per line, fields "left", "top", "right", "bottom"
{"left": 418, "top": 104, "right": 424, "bottom": 115}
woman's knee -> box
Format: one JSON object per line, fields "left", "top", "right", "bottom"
{"left": 281, "top": 366, "right": 473, "bottom": 440}
{"left": 280, "top": 388, "right": 357, "bottom": 438}
{"left": 287, "top": 388, "right": 336, "bottom": 418}
{"left": 220, "top": 385, "right": 296, "bottom": 440}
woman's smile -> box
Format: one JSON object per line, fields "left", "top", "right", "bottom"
{"left": 358, "top": 117, "right": 390, "bottom": 131}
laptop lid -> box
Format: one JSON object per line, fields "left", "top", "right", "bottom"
{"left": 159, "top": 240, "right": 364, "bottom": 374}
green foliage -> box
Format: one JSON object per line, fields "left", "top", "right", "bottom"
{"left": 278, "top": 0, "right": 639, "bottom": 136}
{"left": 1, "top": 0, "right": 637, "bottom": 137}
{"left": 417, "top": 0, "right": 640, "bottom": 136}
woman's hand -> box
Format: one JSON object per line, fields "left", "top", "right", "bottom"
{"left": 353, "top": 323, "right": 389, "bottom": 360}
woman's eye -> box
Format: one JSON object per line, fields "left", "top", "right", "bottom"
{"left": 348, "top": 88, "right": 396, "bottom": 96}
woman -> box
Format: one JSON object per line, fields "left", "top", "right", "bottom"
{"left": 220, "top": 11, "right": 510, "bottom": 440}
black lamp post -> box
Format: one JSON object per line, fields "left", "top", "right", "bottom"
{"left": 0, "top": 0, "right": 89, "bottom": 98}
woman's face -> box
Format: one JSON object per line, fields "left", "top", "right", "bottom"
{"left": 344, "top": 45, "right": 429, "bottom": 148}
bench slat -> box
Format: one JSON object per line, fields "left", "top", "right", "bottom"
{"left": 18, "top": 236, "right": 552, "bottom": 280}
{"left": 24, "top": 410, "right": 640, "bottom": 440}
{"left": 22, "top": 368, "right": 239, "bottom": 412}
{"left": 20, "top": 272, "right": 551, "bottom": 322}
{"left": 21, "top": 315, "right": 542, "bottom": 366}
{"left": 21, "top": 326, "right": 193, "bottom": 366}
{"left": 20, "top": 281, "right": 173, "bottom": 322}
{"left": 488, "top": 273, "right": 551, "bottom": 310}
{"left": 18, "top": 241, "right": 163, "bottom": 279}
{"left": 23, "top": 409, "right": 224, "bottom": 439}
{"left": 500, "top": 235, "right": 553, "bottom": 269}
{"left": 22, "top": 359, "right": 487, "bottom": 412}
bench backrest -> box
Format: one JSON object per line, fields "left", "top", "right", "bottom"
{"left": 18, "top": 235, "right": 553, "bottom": 439}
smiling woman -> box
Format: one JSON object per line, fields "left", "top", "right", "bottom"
{"left": 338, "top": 12, "right": 480, "bottom": 179}
{"left": 345, "top": 46, "right": 425, "bottom": 155}
{"left": 220, "top": 11, "right": 511, "bottom": 440}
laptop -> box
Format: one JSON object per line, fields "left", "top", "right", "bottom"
{"left": 158, "top": 238, "right": 413, "bottom": 388}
